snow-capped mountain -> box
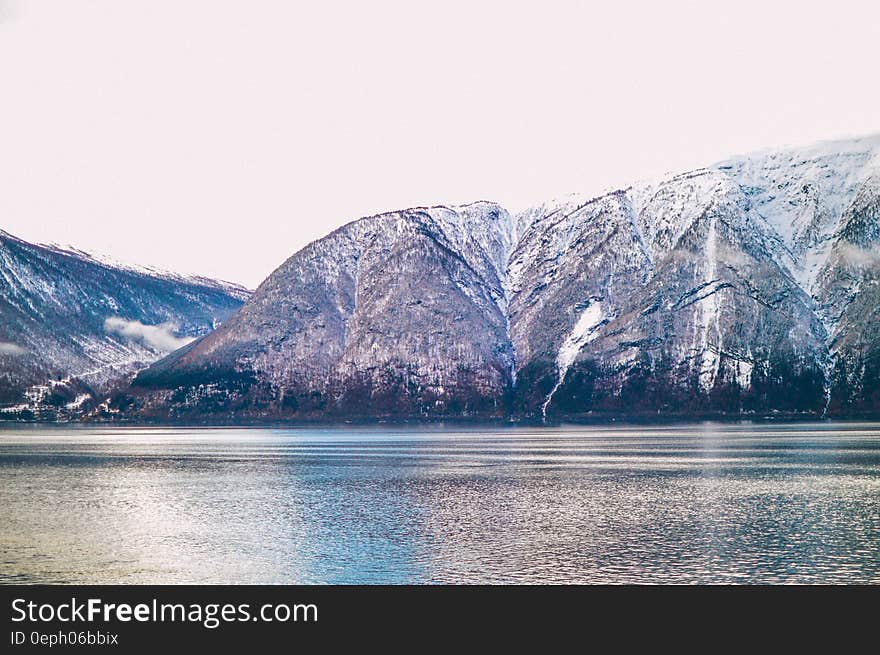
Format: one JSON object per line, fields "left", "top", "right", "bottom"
{"left": 0, "top": 230, "right": 248, "bottom": 418}
{"left": 100, "top": 134, "right": 880, "bottom": 420}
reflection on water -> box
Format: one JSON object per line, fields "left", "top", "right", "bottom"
{"left": 1, "top": 423, "right": 878, "bottom": 584}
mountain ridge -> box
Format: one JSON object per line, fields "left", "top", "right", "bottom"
{"left": 4, "top": 134, "right": 879, "bottom": 422}
{"left": 123, "top": 134, "right": 880, "bottom": 421}
{"left": 0, "top": 229, "right": 249, "bottom": 418}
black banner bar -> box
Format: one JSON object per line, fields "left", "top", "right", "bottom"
{"left": 1, "top": 585, "right": 876, "bottom": 651}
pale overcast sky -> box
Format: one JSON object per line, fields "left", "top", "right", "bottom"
{"left": 1, "top": 1, "right": 878, "bottom": 287}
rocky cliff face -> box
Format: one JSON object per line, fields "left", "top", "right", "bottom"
{"left": 510, "top": 170, "right": 829, "bottom": 419}
{"left": 0, "top": 230, "right": 248, "bottom": 418}
{"left": 125, "top": 134, "right": 880, "bottom": 420}
{"left": 815, "top": 169, "right": 880, "bottom": 414}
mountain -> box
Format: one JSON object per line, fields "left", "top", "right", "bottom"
{"left": 0, "top": 230, "right": 248, "bottom": 419}
{"left": 133, "top": 203, "right": 516, "bottom": 418}
{"left": 121, "top": 135, "right": 880, "bottom": 420}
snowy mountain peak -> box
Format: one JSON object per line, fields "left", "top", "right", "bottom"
{"left": 713, "top": 134, "right": 880, "bottom": 293}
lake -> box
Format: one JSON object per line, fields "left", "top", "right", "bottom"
{"left": 1, "top": 423, "right": 878, "bottom": 584}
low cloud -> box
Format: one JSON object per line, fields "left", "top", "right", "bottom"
{"left": 0, "top": 341, "right": 26, "bottom": 356}
{"left": 104, "top": 317, "right": 195, "bottom": 353}
{"left": 838, "top": 243, "right": 880, "bottom": 269}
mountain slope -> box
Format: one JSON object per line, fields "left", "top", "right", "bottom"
{"left": 134, "top": 203, "right": 515, "bottom": 418}
{"left": 0, "top": 230, "right": 248, "bottom": 417}
{"left": 814, "top": 167, "right": 880, "bottom": 413}
{"left": 129, "top": 134, "right": 880, "bottom": 421}
{"left": 513, "top": 171, "right": 829, "bottom": 419}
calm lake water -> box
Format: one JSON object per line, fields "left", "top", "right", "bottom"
{"left": 1, "top": 423, "right": 878, "bottom": 584}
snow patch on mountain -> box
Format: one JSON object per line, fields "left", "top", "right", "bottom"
{"left": 734, "top": 357, "right": 753, "bottom": 390}
{"left": 696, "top": 215, "right": 723, "bottom": 392}
{"left": 65, "top": 393, "right": 92, "bottom": 410}
{"left": 542, "top": 300, "right": 605, "bottom": 420}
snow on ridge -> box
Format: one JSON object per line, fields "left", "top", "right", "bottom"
{"left": 627, "top": 168, "right": 733, "bottom": 261}
{"left": 711, "top": 133, "right": 880, "bottom": 295}
{"left": 715, "top": 133, "right": 880, "bottom": 168}
{"left": 40, "top": 241, "right": 250, "bottom": 298}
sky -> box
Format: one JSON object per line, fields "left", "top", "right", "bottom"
{"left": 1, "top": 1, "right": 879, "bottom": 288}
